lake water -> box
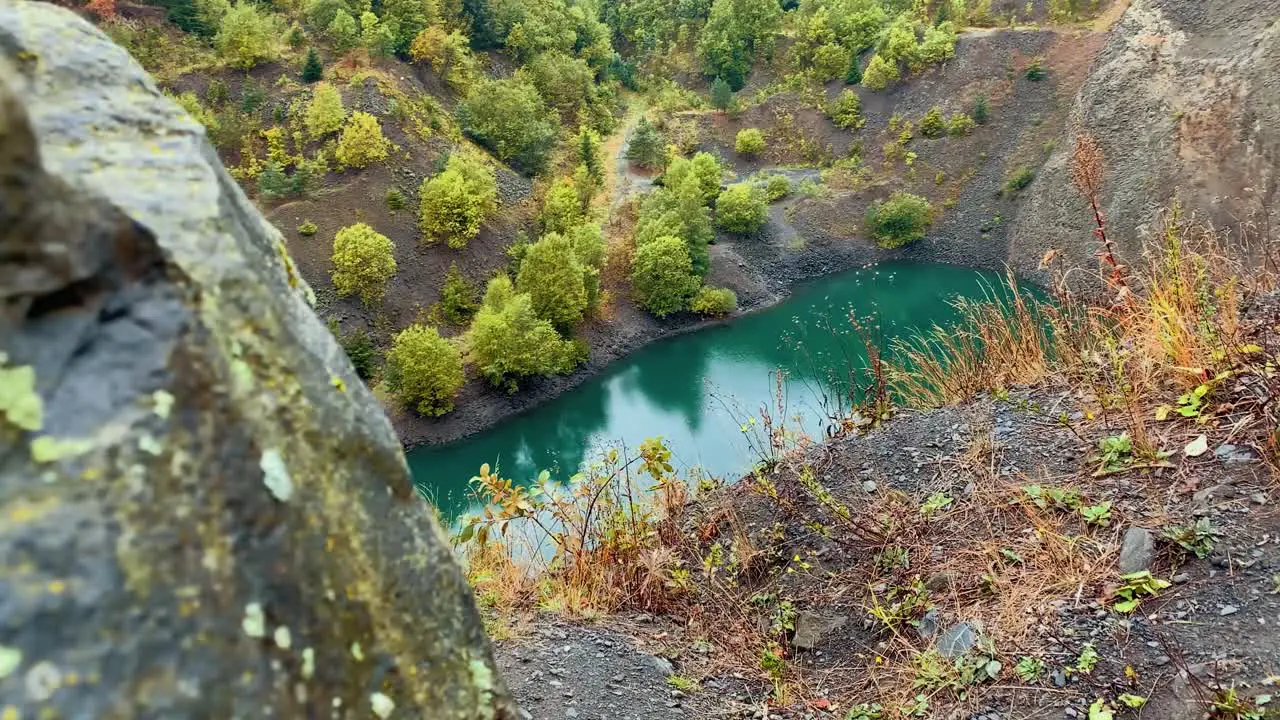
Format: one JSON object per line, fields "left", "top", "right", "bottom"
{"left": 408, "top": 260, "right": 1008, "bottom": 519}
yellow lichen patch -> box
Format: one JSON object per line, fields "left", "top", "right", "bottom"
{"left": 0, "top": 645, "right": 21, "bottom": 679}
{"left": 0, "top": 355, "right": 43, "bottom": 432}
{"left": 46, "top": 580, "right": 66, "bottom": 595}
{"left": 6, "top": 497, "right": 59, "bottom": 526}
{"left": 152, "top": 390, "right": 175, "bottom": 419}
{"left": 330, "top": 375, "right": 346, "bottom": 393}
{"left": 29, "top": 435, "right": 94, "bottom": 464}
{"left": 275, "top": 238, "right": 302, "bottom": 290}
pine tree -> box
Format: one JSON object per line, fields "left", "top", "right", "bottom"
{"left": 625, "top": 117, "right": 665, "bottom": 169}
{"left": 302, "top": 47, "right": 323, "bottom": 83}
{"left": 845, "top": 53, "right": 863, "bottom": 85}
{"left": 710, "top": 77, "right": 734, "bottom": 112}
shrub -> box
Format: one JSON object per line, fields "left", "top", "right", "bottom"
{"left": 690, "top": 286, "right": 737, "bottom": 316}
{"left": 866, "top": 191, "right": 932, "bottom": 248}
{"left": 1003, "top": 166, "right": 1035, "bottom": 195}
{"left": 335, "top": 111, "right": 391, "bottom": 169}
{"left": 826, "top": 89, "right": 864, "bottom": 130}
{"left": 663, "top": 153, "right": 723, "bottom": 205}
{"left": 469, "top": 276, "right": 578, "bottom": 389}
{"left": 331, "top": 222, "right": 397, "bottom": 305}
{"left": 1025, "top": 59, "right": 1047, "bottom": 81}
{"left": 764, "top": 174, "right": 790, "bottom": 201}
{"left": 631, "top": 236, "right": 700, "bottom": 318}
{"left": 239, "top": 81, "right": 267, "bottom": 114}
{"left": 516, "top": 232, "right": 590, "bottom": 331}
{"left": 715, "top": 182, "right": 768, "bottom": 235}
{"left": 326, "top": 8, "right": 358, "bottom": 50}
{"left": 812, "top": 42, "right": 850, "bottom": 80}
{"left": 440, "top": 262, "right": 478, "bottom": 325}
{"left": 861, "top": 54, "right": 899, "bottom": 92}
{"left": 735, "top": 128, "right": 766, "bottom": 157}
{"left": 418, "top": 152, "right": 498, "bottom": 248}
{"left": 973, "top": 94, "right": 990, "bottom": 124}
{"left": 302, "top": 47, "right": 324, "bottom": 82}
{"left": 298, "top": 220, "right": 318, "bottom": 236}
{"left": 539, "top": 178, "right": 584, "bottom": 235}
{"left": 214, "top": 1, "right": 278, "bottom": 70}
{"left": 339, "top": 328, "right": 377, "bottom": 379}
{"left": 948, "top": 113, "right": 976, "bottom": 136}
{"left": 385, "top": 187, "right": 406, "bottom": 210}
{"left": 917, "top": 21, "right": 958, "bottom": 66}
{"left": 920, "top": 106, "right": 946, "bottom": 138}
{"left": 635, "top": 181, "right": 714, "bottom": 277}
{"left": 385, "top": 325, "right": 464, "bottom": 417}
{"left": 710, "top": 77, "right": 734, "bottom": 111}
{"left": 458, "top": 77, "right": 559, "bottom": 173}
{"left": 305, "top": 83, "right": 346, "bottom": 138}
{"left": 626, "top": 117, "right": 666, "bottom": 169}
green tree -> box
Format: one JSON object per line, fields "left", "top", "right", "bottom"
{"left": 690, "top": 286, "right": 737, "bottom": 316}
{"left": 302, "top": 47, "right": 324, "bottom": 83}
{"left": 826, "top": 88, "right": 865, "bottom": 129}
{"left": 303, "top": 0, "right": 344, "bottom": 30}
{"left": 331, "top": 222, "right": 397, "bottom": 305}
{"left": 577, "top": 126, "right": 604, "bottom": 185}
{"left": 360, "top": 11, "right": 396, "bottom": 57}
{"left": 526, "top": 51, "right": 597, "bottom": 117}
{"left": 845, "top": 52, "right": 863, "bottom": 85}
{"left": 631, "top": 236, "right": 700, "bottom": 318}
{"left": 257, "top": 161, "right": 291, "bottom": 200}
{"left": 440, "top": 262, "right": 479, "bottom": 325}
{"left": 625, "top": 117, "right": 665, "bottom": 169}
{"left": 735, "top": 128, "right": 766, "bottom": 157}
{"left": 973, "top": 95, "right": 990, "bottom": 124}
{"left": 697, "top": 0, "right": 782, "bottom": 89}
{"left": 710, "top": 77, "right": 734, "bottom": 112}
{"left": 917, "top": 22, "right": 957, "bottom": 66}
{"left": 335, "top": 111, "right": 391, "bottom": 168}
{"left": 214, "top": 1, "right": 278, "bottom": 69}
{"left": 920, "top": 106, "right": 946, "bottom": 138}
{"left": 861, "top": 53, "right": 899, "bottom": 91}
{"left": 812, "top": 43, "right": 850, "bottom": 80}
{"left": 663, "top": 152, "right": 722, "bottom": 205}
{"left": 539, "top": 178, "right": 584, "bottom": 235}
{"left": 305, "top": 82, "right": 346, "bottom": 138}
{"left": 385, "top": 324, "right": 464, "bottom": 417}
{"left": 326, "top": 8, "right": 358, "bottom": 51}
{"left": 410, "top": 26, "right": 478, "bottom": 91}
{"left": 635, "top": 178, "right": 714, "bottom": 277}
{"left": 716, "top": 182, "right": 768, "bottom": 235}
{"left": 948, "top": 112, "right": 976, "bottom": 136}
{"left": 469, "top": 276, "right": 578, "bottom": 389}
{"left": 381, "top": 0, "right": 438, "bottom": 54}
{"left": 418, "top": 151, "right": 498, "bottom": 248}
{"left": 458, "top": 77, "right": 560, "bottom": 173}
{"left": 516, "top": 232, "right": 590, "bottom": 331}
{"left": 866, "top": 191, "right": 932, "bottom": 248}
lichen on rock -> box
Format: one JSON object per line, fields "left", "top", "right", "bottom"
{"left": 0, "top": 4, "right": 516, "bottom": 718}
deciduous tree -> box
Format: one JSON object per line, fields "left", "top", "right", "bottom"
{"left": 385, "top": 324, "right": 464, "bottom": 416}
{"left": 215, "top": 1, "right": 278, "bottom": 69}
{"left": 516, "top": 232, "right": 590, "bottom": 332}
{"left": 458, "top": 77, "right": 559, "bottom": 173}
{"left": 468, "top": 276, "right": 579, "bottom": 389}
{"left": 715, "top": 182, "right": 768, "bottom": 235}
{"left": 335, "top": 111, "right": 391, "bottom": 168}
{"left": 631, "top": 236, "right": 700, "bottom": 317}
{"left": 331, "top": 222, "right": 398, "bottom": 305}
{"left": 418, "top": 152, "right": 498, "bottom": 248}
{"left": 305, "top": 82, "right": 346, "bottom": 138}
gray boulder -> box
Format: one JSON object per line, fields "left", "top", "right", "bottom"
{"left": 0, "top": 4, "right": 515, "bottom": 718}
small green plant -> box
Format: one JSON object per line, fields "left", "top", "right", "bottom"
{"left": 1162, "top": 517, "right": 1220, "bottom": 558}
{"left": 902, "top": 694, "right": 930, "bottom": 718}
{"left": 1158, "top": 371, "right": 1230, "bottom": 421}
{"left": 1002, "top": 165, "right": 1036, "bottom": 196}
{"left": 948, "top": 113, "right": 976, "bottom": 136}
{"left": 1094, "top": 433, "right": 1134, "bottom": 473}
{"left": 875, "top": 546, "right": 910, "bottom": 573}
{"left": 1118, "top": 694, "right": 1147, "bottom": 709}
{"left": 1088, "top": 698, "right": 1114, "bottom": 720}
{"left": 919, "top": 106, "right": 946, "bottom": 138}
{"left": 1080, "top": 501, "right": 1113, "bottom": 527}
{"left": 973, "top": 94, "right": 989, "bottom": 124}
{"left": 844, "top": 703, "right": 885, "bottom": 720}
{"left": 1069, "top": 643, "right": 1099, "bottom": 676}
{"left": 760, "top": 643, "right": 785, "bottom": 680}
{"left": 919, "top": 492, "right": 954, "bottom": 516}
{"left": 1111, "top": 570, "right": 1170, "bottom": 613}
{"left": 867, "top": 578, "right": 930, "bottom": 629}
{"left": 1015, "top": 656, "right": 1044, "bottom": 682}
{"left": 764, "top": 174, "right": 791, "bottom": 201}
{"left": 1210, "top": 687, "right": 1268, "bottom": 720}
{"left": 1025, "top": 59, "right": 1047, "bottom": 81}
{"left": 666, "top": 675, "right": 698, "bottom": 692}
{"left": 297, "top": 220, "right": 318, "bottom": 236}
{"left": 1022, "top": 485, "right": 1082, "bottom": 511}
{"left": 385, "top": 187, "right": 406, "bottom": 210}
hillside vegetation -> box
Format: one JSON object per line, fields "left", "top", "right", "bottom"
{"left": 84, "top": 0, "right": 1116, "bottom": 445}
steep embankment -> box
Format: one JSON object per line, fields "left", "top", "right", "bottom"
{"left": 1009, "top": 0, "right": 1280, "bottom": 278}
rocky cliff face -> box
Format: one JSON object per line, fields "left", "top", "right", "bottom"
{"left": 1010, "top": 0, "right": 1280, "bottom": 279}
{"left": 0, "top": 4, "right": 514, "bottom": 718}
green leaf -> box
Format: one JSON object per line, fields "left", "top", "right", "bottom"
{"left": 1088, "top": 698, "right": 1114, "bottom": 720}
{"left": 1112, "top": 597, "right": 1139, "bottom": 613}
{"left": 1118, "top": 694, "right": 1147, "bottom": 708}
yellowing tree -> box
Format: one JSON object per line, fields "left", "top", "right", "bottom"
{"left": 862, "top": 53, "right": 900, "bottom": 92}
{"left": 385, "top": 324, "right": 464, "bottom": 416}
{"left": 468, "top": 276, "right": 578, "bottom": 390}
{"left": 539, "top": 178, "right": 583, "bottom": 235}
{"left": 214, "top": 1, "right": 278, "bottom": 69}
{"left": 331, "top": 222, "right": 397, "bottom": 305}
{"left": 305, "top": 83, "right": 346, "bottom": 138}
{"left": 418, "top": 152, "right": 498, "bottom": 248}
{"left": 335, "top": 112, "right": 391, "bottom": 168}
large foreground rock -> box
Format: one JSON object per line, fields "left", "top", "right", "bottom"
{"left": 0, "top": 4, "right": 515, "bottom": 718}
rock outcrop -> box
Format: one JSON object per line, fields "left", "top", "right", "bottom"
{"left": 1010, "top": 0, "right": 1280, "bottom": 278}
{"left": 0, "top": 4, "right": 515, "bottom": 718}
